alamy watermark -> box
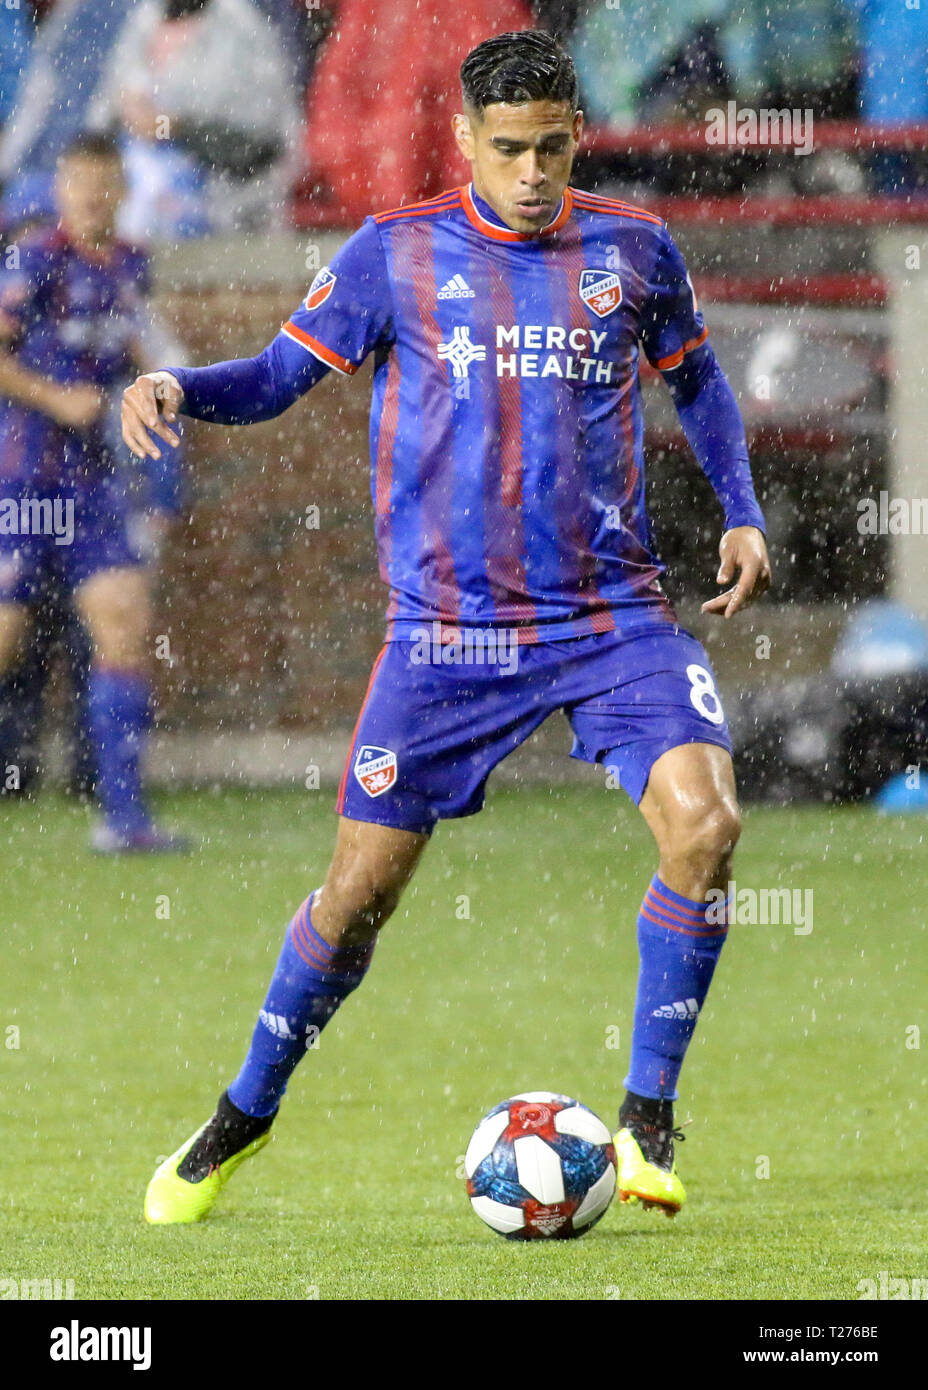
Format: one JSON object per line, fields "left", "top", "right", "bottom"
{"left": 705, "top": 102, "right": 814, "bottom": 157}
{"left": 857, "top": 492, "right": 928, "bottom": 535}
{"left": 50, "top": 1321, "right": 151, "bottom": 1370}
{"left": 0, "top": 496, "right": 74, "bottom": 546}
{"left": 707, "top": 882, "right": 813, "bottom": 935}
{"left": 857, "top": 1272, "right": 928, "bottom": 1300}
{"left": 0, "top": 1275, "right": 75, "bottom": 1299}
{"left": 408, "top": 621, "right": 519, "bottom": 674}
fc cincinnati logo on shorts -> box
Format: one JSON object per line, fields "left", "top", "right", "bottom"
{"left": 305, "top": 267, "right": 336, "bottom": 310}
{"left": 578, "top": 269, "right": 622, "bottom": 318}
{"left": 353, "top": 745, "right": 397, "bottom": 798}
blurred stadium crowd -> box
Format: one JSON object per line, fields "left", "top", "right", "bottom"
{"left": 1, "top": 0, "right": 925, "bottom": 243}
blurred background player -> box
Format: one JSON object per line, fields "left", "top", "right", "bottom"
{"left": 125, "top": 31, "right": 771, "bottom": 1225}
{"left": 0, "top": 132, "right": 187, "bottom": 851}
{"left": 0, "top": 170, "right": 92, "bottom": 797}
{"left": 0, "top": 170, "right": 186, "bottom": 800}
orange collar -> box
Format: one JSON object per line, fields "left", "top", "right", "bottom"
{"left": 459, "top": 183, "right": 574, "bottom": 243}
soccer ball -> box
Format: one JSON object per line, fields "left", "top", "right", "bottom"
{"left": 464, "top": 1091, "right": 617, "bottom": 1240}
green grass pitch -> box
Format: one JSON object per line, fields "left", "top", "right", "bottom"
{"left": 2, "top": 786, "right": 926, "bottom": 1300}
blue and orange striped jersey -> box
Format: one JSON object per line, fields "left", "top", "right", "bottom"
{"left": 280, "top": 182, "right": 751, "bottom": 643}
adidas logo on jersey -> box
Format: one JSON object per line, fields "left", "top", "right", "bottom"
{"left": 437, "top": 274, "right": 476, "bottom": 300}
{"left": 260, "top": 1010, "right": 298, "bottom": 1040}
{"left": 652, "top": 998, "right": 700, "bottom": 1020}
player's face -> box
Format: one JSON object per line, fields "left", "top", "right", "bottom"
{"left": 56, "top": 155, "right": 126, "bottom": 245}
{"left": 452, "top": 100, "right": 583, "bottom": 234}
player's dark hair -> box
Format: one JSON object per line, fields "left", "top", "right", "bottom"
{"left": 460, "top": 31, "right": 578, "bottom": 115}
{"left": 59, "top": 132, "right": 124, "bottom": 165}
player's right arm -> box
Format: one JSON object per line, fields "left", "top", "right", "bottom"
{"left": 121, "top": 218, "right": 393, "bottom": 460}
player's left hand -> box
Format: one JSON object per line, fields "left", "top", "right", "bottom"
{"left": 700, "top": 526, "right": 771, "bottom": 619}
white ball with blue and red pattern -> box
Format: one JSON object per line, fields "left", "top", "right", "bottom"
{"left": 464, "top": 1092, "right": 617, "bottom": 1240}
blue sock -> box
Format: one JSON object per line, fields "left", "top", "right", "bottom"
{"left": 625, "top": 876, "right": 730, "bottom": 1102}
{"left": 228, "top": 892, "right": 375, "bottom": 1118}
{"left": 87, "top": 667, "right": 152, "bottom": 835}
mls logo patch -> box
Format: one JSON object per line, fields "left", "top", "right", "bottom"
{"left": 579, "top": 269, "right": 622, "bottom": 318}
{"left": 353, "top": 745, "right": 397, "bottom": 798}
{"left": 305, "top": 267, "right": 336, "bottom": 311}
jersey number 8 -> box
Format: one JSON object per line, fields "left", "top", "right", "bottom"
{"left": 686, "top": 664, "right": 725, "bottom": 726}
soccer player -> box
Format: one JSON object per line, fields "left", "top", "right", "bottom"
{"left": 0, "top": 133, "right": 185, "bottom": 851}
{"left": 125, "top": 31, "right": 771, "bottom": 1225}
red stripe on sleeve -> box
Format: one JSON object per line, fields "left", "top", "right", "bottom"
{"left": 282, "top": 321, "right": 358, "bottom": 375}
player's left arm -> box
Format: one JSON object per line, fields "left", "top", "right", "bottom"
{"left": 663, "top": 344, "right": 771, "bottom": 619}
{"left": 640, "top": 227, "right": 772, "bottom": 619}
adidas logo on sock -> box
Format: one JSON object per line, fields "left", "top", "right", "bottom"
{"left": 437, "top": 273, "right": 476, "bottom": 300}
{"left": 652, "top": 998, "right": 700, "bottom": 1020}
{"left": 260, "top": 1009, "right": 298, "bottom": 1040}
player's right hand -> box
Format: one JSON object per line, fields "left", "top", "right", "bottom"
{"left": 48, "top": 383, "right": 107, "bottom": 431}
{"left": 122, "top": 371, "right": 184, "bottom": 459}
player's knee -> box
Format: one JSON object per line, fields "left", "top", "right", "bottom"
{"left": 97, "top": 634, "right": 148, "bottom": 670}
{"left": 671, "top": 798, "right": 741, "bottom": 872}
{"left": 79, "top": 575, "right": 151, "bottom": 667}
{"left": 88, "top": 604, "right": 149, "bottom": 668}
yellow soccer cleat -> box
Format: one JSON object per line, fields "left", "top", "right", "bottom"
{"left": 144, "top": 1092, "right": 275, "bottom": 1225}
{"left": 613, "top": 1113, "right": 686, "bottom": 1218}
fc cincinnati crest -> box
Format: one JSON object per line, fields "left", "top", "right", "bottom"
{"left": 353, "top": 745, "right": 397, "bottom": 798}
{"left": 305, "top": 267, "right": 336, "bottom": 310}
{"left": 579, "top": 269, "right": 622, "bottom": 318}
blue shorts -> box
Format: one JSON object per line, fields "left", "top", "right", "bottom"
{"left": 335, "top": 626, "right": 733, "bottom": 835}
{"left": 0, "top": 479, "right": 142, "bottom": 604}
